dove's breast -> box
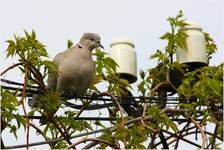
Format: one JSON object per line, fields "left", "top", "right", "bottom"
{"left": 56, "top": 50, "right": 94, "bottom": 96}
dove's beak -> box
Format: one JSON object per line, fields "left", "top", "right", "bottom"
{"left": 99, "top": 43, "right": 104, "bottom": 49}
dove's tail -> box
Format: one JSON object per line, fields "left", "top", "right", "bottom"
{"left": 28, "top": 94, "right": 38, "bottom": 107}
{"left": 28, "top": 94, "right": 47, "bottom": 125}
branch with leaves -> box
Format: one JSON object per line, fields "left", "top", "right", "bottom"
{"left": 1, "top": 10, "right": 223, "bottom": 149}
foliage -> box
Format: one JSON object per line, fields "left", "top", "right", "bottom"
{"left": 92, "top": 49, "right": 131, "bottom": 96}
{"left": 67, "top": 39, "right": 74, "bottom": 49}
{"left": 177, "top": 64, "right": 223, "bottom": 137}
{"left": 5, "top": 30, "right": 58, "bottom": 87}
{"left": 1, "top": 11, "right": 223, "bottom": 149}
{"left": 146, "top": 10, "right": 188, "bottom": 90}
{"left": 1, "top": 90, "right": 26, "bottom": 139}
{"left": 145, "top": 105, "right": 178, "bottom": 133}
{"left": 151, "top": 10, "right": 188, "bottom": 66}
{"left": 178, "top": 65, "right": 223, "bottom": 102}
{"left": 138, "top": 69, "right": 151, "bottom": 96}
{"left": 204, "top": 32, "right": 218, "bottom": 61}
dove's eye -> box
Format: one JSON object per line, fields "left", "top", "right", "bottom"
{"left": 90, "top": 39, "right": 94, "bottom": 41}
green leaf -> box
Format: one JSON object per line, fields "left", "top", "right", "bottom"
{"left": 42, "top": 60, "right": 58, "bottom": 75}
{"left": 204, "top": 32, "right": 217, "bottom": 60}
{"left": 10, "top": 125, "right": 18, "bottom": 139}
{"left": 54, "top": 141, "right": 68, "bottom": 149}
{"left": 6, "top": 40, "right": 16, "bottom": 58}
{"left": 94, "top": 120, "right": 106, "bottom": 128}
{"left": 138, "top": 81, "right": 146, "bottom": 95}
{"left": 14, "top": 115, "right": 26, "bottom": 129}
{"left": 31, "top": 30, "right": 36, "bottom": 40}
{"left": 67, "top": 39, "right": 73, "bottom": 49}
{"left": 24, "top": 29, "right": 30, "bottom": 39}
{"left": 176, "top": 31, "right": 188, "bottom": 49}
{"left": 160, "top": 32, "right": 172, "bottom": 40}
{"left": 139, "top": 70, "right": 146, "bottom": 79}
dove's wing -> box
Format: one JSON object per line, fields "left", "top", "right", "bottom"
{"left": 47, "top": 51, "right": 67, "bottom": 89}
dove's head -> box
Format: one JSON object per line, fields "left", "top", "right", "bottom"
{"left": 80, "top": 33, "right": 104, "bottom": 50}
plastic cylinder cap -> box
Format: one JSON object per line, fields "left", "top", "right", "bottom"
{"left": 110, "top": 36, "right": 135, "bottom": 48}
{"left": 182, "top": 20, "right": 202, "bottom": 30}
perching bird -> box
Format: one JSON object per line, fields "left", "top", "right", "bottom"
{"left": 47, "top": 33, "right": 103, "bottom": 96}
{"left": 29, "top": 33, "right": 103, "bottom": 123}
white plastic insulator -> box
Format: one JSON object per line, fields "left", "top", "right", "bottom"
{"left": 109, "top": 36, "right": 137, "bottom": 83}
{"left": 176, "top": 20, "right": 208, "bottom": 65}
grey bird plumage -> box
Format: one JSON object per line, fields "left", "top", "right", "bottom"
{"left": 47, "top": 33, "right": 102, "bottom": 96}
{"left": 28, "top": 33, "right": 103, "bottom": 122}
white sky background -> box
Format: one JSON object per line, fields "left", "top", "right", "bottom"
{"left": 0, "top": 0, "right": 224, "bottom": 149}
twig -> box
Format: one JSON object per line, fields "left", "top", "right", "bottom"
{"left": 98, "top": 92, "right": 125, "bottom": 125}
{"left": 0, "top": 62, "right": 23, "bottom": 76}
{"left": 75, "top": 100, "right": 93, "bottom": 118}
{"left": 27, "top": 64, "right": 46, "bottom": 90}
{"left": 190, "top": 117, "right": 207, "bottom": 150}
{"left": 5, "top": 127, "right": 108, "bottom": 149}
{"left": 51, "top": 119, "right": 72, "bottom": 145}
{"left": 29, "top": 122, "right": 55, "bottom": 148}
{"left": 82, "top": 114, "right": 159, "bottom": 149}
{"left": 166, "top": 71, "right": 178, "bottom": 91}
{"left": 62, "top": 99, "right": 93, "bottom": 138}
{"left": 82, "top": 108, "right": 203, "bottom": 149}
{"left": 150, "top": 80, "right": 167, "bottom": 93}
{"left": 147, "top": 133, "right": 157, "bottom": 149}
{"left": 4, "top": 112, "right": 222, "bottom": 149}
{"left": 163, "top": 128, "right": 223, "bottom": 148}
{"left": 66, "top": 138, "right": 120, "bottom": 149}
{"left": 141, "top": 96, "right": 147, "bottom": 127}
{"left": 169, "top": 130, "right": 222, "bottom": 145}
{"left": 162, "top": 130, "right": 201, "bottom": 148}
{"left": 19, "top": 64, "right": 30, "bottom": 149}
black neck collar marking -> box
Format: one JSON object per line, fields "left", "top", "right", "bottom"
{"left": 78, "top": 44, "right": 83, "bottom": 48}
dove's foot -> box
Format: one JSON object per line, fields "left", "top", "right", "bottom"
{"left": 90, "top": 92, "right": 99, "bottom": 98}
{"left": 64, "top": 91, "right": 76, "bottom": 99}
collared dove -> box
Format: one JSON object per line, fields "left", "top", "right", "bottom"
{"left": 47, "top": 33, "right": 103, "bottom": 96}
{"left": 28, "top": 33, "right": 103, "bottom": 124}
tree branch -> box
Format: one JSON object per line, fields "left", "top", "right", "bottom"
{"left": 66, "top": 138, "right": 120, "bottom": 149}
{"left": 4, "top": 127, "right": 107, "bottom": 149}
{"left": 189, "top": 117, "right": 207, "bottom": 150}
{"left": 0, "top": 63, "right": 23, "bottom": 76}
{"left": 97, "top": 92, "right": 125, "bottom": 124}
{"left": 19, "top": 64, "right": 30, "bottom": 149}
{"left": 4, "top": 111, "right": 222, "bottom": 149}
{"left": 51, "top": 119, "right": 72, "bottom": 145}
{"left": 163, "top": 130, "right": 201, "bottom": 148}
{"left": 29, "top": 122, "right": 55, "bottom": 148}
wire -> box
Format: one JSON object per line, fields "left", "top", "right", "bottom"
{"left": 1, "top": 78, "right": 38, "bottom": 88}
{"left": 1, "top": 79, "right": 223, "bottom": 111}
{"left": 1, "top": 84, "right": 180, "bottom": 101}
{"left": 18, "top": 115, "right": 118, "bottom": 121}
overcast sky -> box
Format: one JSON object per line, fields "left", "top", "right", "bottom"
{"left": 1, "top": 0, "right": 223, "bottom": 149}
